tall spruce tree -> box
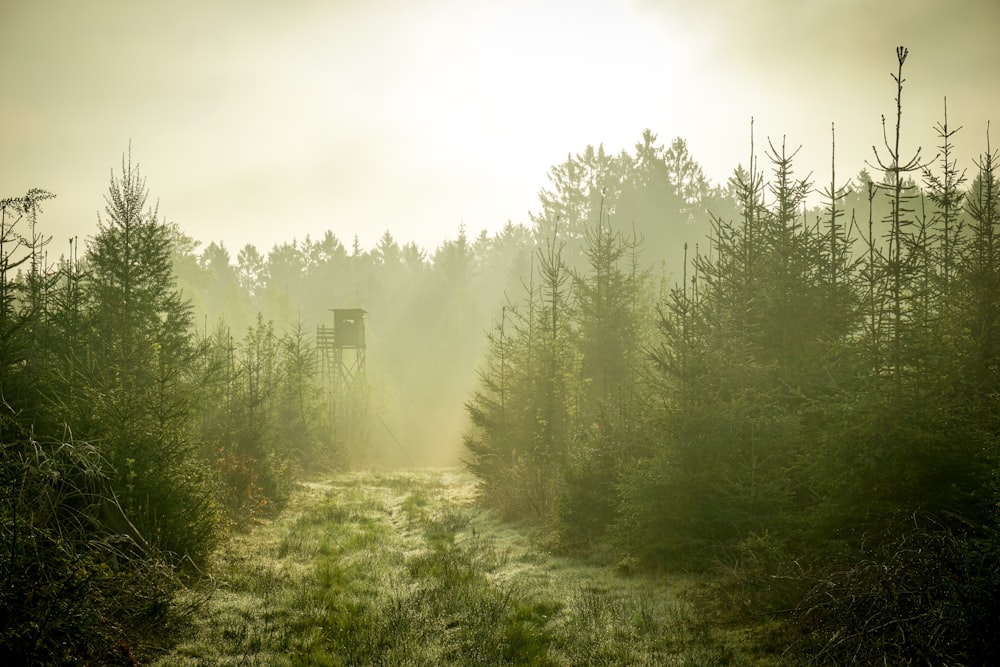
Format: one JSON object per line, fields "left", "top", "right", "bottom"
{"left": 963, "top": 129, "right": 1000, "bottom": 404}
{"left": 559, "top": 207, "right": 652, "bottom": 543}
{"left": 465, "top": 228, "right": 581, "bottom": 520}
{"left": 81, "top": 150, "right": 216, "bottom": 562}
{"left": 870, "top": 47, "right": 925, "bottom": 398}
{"left": 0, "top": 190, "right": 55, "bottom": 426}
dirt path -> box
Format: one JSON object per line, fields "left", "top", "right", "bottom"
{"left": 152, "top": 468, "right": 776, "bottom": 666}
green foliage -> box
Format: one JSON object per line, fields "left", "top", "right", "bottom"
{"left": 615, "top": 134, "right": 834, "bottom": 564}
{"left": 532, "top": 130, "right": 717, "bottom": 272}
{"left": 466, "top": 48, "right": 1000, "bottom": 663}
{"left": 557, "top": 424, "right": 625, "bottom": 549}
{"left": 781, "top": 516, "right": 1000, "bottom": 666}
{"left": 467, "top": 179, "right": 660, "bottom": 528}
{"left": 276, "top": 319, "right": 327, "bottom": 463}
{"left": 76, "top": 152, "right": 219, "bottom": 564}
{"left": 194, "top": 315, "right": 320, "bottom": 518}
{"left": 4, "top": 43, "right": 999, "bottom": 666}
{"left": 0, "top": 166, "right": 221, "bottom": 660}
{"left": 0, "top": 434, "right": 176, "bottom": 665}
{"left": 573, "top": 212, "right": 645, "bottom": 413}
{"left": 465, "top": 228, "right": 585, "bottom": 520}
{"left": 0, "top": 189, "right": 56, "bottom": 431}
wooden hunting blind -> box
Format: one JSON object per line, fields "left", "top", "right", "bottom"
{"left": 333, "top": 308, "right": 366, "bottom": 348}
{"left": 318, "top": 308, "right": 367, "bottom": 383}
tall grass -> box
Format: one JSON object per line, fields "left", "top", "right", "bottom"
{"left": 153, "top": 469, "right": 778, "bottom": 666}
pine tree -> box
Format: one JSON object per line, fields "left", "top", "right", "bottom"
{"left": 559, "top": 207, "right": 651, "bottom": 543}
{"left": 464, "top": 303, "right": 518, "bottom": 506}
{"left": 81, "top": 150, "right": 216, "bottom": 562}
{"left": 573, "top": 205, "right": 641, "bottom": 414}
{"left": 923, "top": 99, "right": 967, "bottom": 298}
{"left": 465, "top": 228, "right": 581, "bottom": 520}
{"left": 962, "top": 126, "right": 1000, "bottom": 416}
{"left": 533, "top": 144, "right": 627, "bottom": 266}
{"left": 0, "top": 190, "right": 55, "bottom": 423}
{"left": 870, "top": 46, "right": 925, "bottom": 398}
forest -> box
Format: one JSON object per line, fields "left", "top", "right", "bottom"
{"left": 2, "top": 47, "right": 998, "bottom": 664}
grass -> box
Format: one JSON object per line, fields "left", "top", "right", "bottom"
{"left": 151, "top": 468, "right": 780, "bottom": 666}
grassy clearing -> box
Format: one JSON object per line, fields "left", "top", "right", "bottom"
{"left": 152, "top": 469, "right": 779, "bottom": 666}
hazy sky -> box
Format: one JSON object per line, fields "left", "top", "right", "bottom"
{"left": 3, "top": 0, "right": 997, "bottom": 258}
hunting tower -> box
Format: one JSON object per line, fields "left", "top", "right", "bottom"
{"left": 317, "top": 308, "right": 367, "bottom": 384}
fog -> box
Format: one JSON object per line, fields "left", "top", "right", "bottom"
{"left": 3, "top": 1, "right": 997, "bottom": 255}
{"left": 4, "top": 0, "right": 998, "bottom": 465}
{"left": 6, "top": 3, "right": 1000, "bottom": 663}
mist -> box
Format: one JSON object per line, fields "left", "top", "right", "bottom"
{"left": 4, "top": 1, "right": 1000, "bottom": 663}
{"left": 4, "top": 0, "right": 997, "bottom": 256}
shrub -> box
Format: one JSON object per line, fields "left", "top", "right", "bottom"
{"left": 786, "top": 514, "right": 1000, "bottom": 665}
{"left": 0, "top": 437, "right": 177, "bottom": 665}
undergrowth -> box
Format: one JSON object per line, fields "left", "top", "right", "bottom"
{"left": 0, "top": 437, "right": 178, "bottom": 665}
{"left": 706, "top": 514, "right": 1000, "bottom": 666}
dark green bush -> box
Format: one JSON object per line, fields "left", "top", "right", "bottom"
{"left": 0, "top": 437, "right": 177, "bottom": 665}
{"left": 557, "top": 429, "right": 622, "bottom": 550}
{"left": 784, "top": 515, "right": 1000, "bottom": 665}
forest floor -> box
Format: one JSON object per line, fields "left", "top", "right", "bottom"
{"left": 149, "top": 468, "right": 784, "bottom": 666}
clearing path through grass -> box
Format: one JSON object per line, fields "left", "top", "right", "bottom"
{"left": 152, "top": 469, "right": 779, "bottom": 666}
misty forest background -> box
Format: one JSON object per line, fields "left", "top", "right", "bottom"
{"left": 2, "top": 48, "right": 999, "bottom": 664}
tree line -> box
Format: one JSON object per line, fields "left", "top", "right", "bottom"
{"left": 464, "top": 47, "right": 999, "bottom": 664}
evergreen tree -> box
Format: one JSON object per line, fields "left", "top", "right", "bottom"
{"left": 870, "top": 47, "right": 926, "bottom": 397}
{"left": 80, "top": 151, "right": 217, "bottom": 562}
{"left": 465, "top": 229, "right": 581, "bottom": 519}
{"left": 0, "top": 191, "right": 54, "bottom": 405}
{"left": 616, "top": 131, "right": 711, "bottom": 271}
{"left": 572, "top": 209, "right": 643, "bottom": 415}
{"left": 962, "top": 129, "right": 1000, "bottom": 404}
{"left": 559, "top": 210, "right": 651, "bottom": 543}
{"left": 276, "top": 318, "right": 327, "bottom": 464}
{"left": 236, "top": 242, "right": 266, "bottom": 307}
{"left": 923, "top": 99, "right": 967, "bottom": 300}
{"left": 532, "top": 144, "right": 627, "bottom": 265}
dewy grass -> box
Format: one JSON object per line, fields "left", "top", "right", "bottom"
{"left": 152, "top": 469, "right": 779, "bottom": 666}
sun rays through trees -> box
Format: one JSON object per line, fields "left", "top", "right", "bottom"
{"left": 1, "top": 45, "right": 997, "bottom": 665}
{"left": 464, "top": 47, "right": 1000, "bottom": 665}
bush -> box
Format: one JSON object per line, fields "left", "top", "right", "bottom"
{"left": 785, "top": 515, "right": 1000, "bottom": 665}
{"left": 0, "top": 437, "right": 177, "bottom": 665}
{"left": 212, "top": 439, "right": 293, "bottom": 521}
{"left": 557, "top": 428, "right": 622, "bottom": 549}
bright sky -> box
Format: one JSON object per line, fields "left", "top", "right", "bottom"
{"left": 2, "top": 0, "right": 998, "bottom": 257}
